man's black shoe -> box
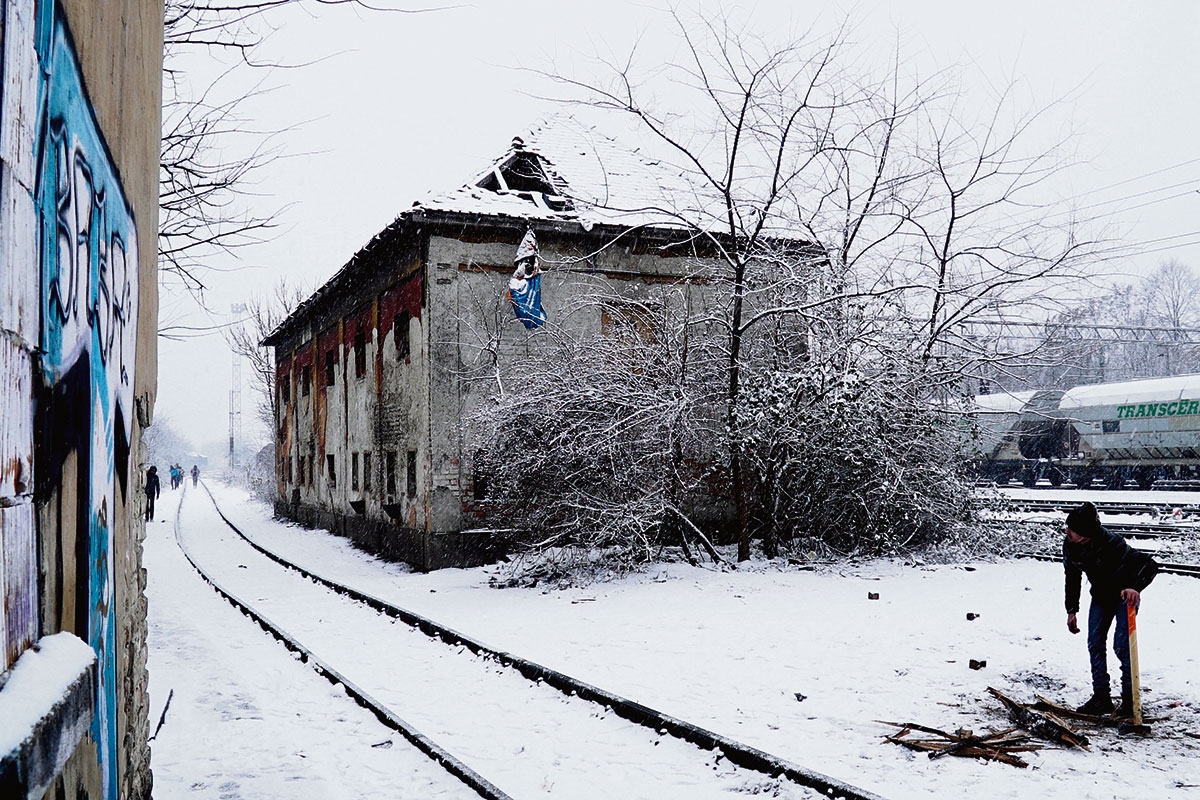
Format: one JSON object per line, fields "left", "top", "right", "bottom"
{"left": 1076, "top": 694, "right": 1115, "bottom": 715}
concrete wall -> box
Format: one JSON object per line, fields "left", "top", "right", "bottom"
{"left": 426, "top": 231, "right": 716, "bottom": 535}
{"left": 0, "top": 1, "right": 161, "bottom": 798}
{"left": 274, "top": 221, "right": 715, "bottom": 569}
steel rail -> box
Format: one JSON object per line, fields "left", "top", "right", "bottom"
{"left": 1017, "top": 551, "right": 1200, "bottom": 578}
{"left": 197, "top": 482, "right": 886, "bottom": 800}
{"left": 172, "top": 485, "right": 516, "bottom": 800}
{"left": 999, "top": 498, "right": 1200, "bottom": 517}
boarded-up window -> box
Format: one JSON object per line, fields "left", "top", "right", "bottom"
{"left": 600, "top": 302, "right": 660, "bottom": 373}
{"left": 600, "top": 302, "right": 659, "bottom": 344}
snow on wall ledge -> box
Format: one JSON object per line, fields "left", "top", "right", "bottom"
{"left": 0, "top": 632, "right": 97, "bottom": 799}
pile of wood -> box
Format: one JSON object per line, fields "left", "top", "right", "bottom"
{"left": 881, "top": 722, "right": 1041, "bottom": 768}
{"left": 881, "top": 687, "right": 1091, "bottom": 768}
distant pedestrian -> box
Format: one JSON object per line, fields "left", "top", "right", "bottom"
{"left": 170, "top": 464, "right": 182, "bottom": 490}
{"left": 1062, "top": 501, "right": 1159, "bottom": 717}
{"left": 144, "top": 466, "right": 161, "bottom": 521}
{"left": 191, "top": 464, "right": 200, "bottom": 486}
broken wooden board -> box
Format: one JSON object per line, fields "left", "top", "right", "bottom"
{"left": 1032, "top": 694, "right": 1160, "bottom": 727}
{"left": 988, "top": 687, "right": 1090, "bottom": 749}
{"left": 878, "top": 720, "right": 1040, "bottom": 769}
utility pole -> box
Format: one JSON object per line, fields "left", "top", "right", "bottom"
{"left": 229, "top": 303, "right": 247, "bottom": 470}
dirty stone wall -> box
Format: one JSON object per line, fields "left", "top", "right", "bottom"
{"left": 0, "top": 1, "right": 161, "bottom": 799}
{"left": 424, "top": 231, "right": 715, "bottom": 538}
{"left": 273, "top": 225, "right": 718, "bottom": 570}
{"left": 274, "top": 241, "right": 429, "bottom": 563}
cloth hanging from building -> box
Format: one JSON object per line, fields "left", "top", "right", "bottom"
{"left": 508, "top": 229, "right": 546, "bottom": 329}
{"left": 507, "top": 273, "right": 546, "bottom": 329}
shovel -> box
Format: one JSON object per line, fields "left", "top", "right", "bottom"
{"left": 1118, "top": 601, "right": 1152, "bottom": 736}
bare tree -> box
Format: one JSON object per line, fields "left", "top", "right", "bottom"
{"left": 533, "top": 9, "right": 1108, "bottom": 561}
{"left": 227, "top": 279, "right": 308, "bottom": 437}
{"left": 159, "top": 0, "right": 443, "bottom": 295}
{"left": 469, "top": 287, "right": 729, "bottom": 583}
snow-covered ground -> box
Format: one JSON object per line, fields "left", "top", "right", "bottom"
{"left": 146, "top": 482, "right": 1200, "bottom": 799}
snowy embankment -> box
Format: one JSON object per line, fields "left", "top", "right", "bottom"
{"left": 150, "top": 482, "right": 1200, "bottom": 799}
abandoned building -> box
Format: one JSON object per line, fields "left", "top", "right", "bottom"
{"left": 263, "top": 115, "right": 733, "bottom": 570}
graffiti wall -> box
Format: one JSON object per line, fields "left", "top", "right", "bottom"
{"left": 33, "top": 7, "right": 140, "bottom": 798}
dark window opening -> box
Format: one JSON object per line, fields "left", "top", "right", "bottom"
{"left": 473, "top": 451, "right": 490, "bottom": 501}
{"left": 406, "top": 450, "right": 417, "bottom": 498}
{"left": 280, "top": 375, "right": 290, "bottom": 404}
{"left": 297, "top": 455, "right": 305, "bottom": 485}
{"left": 325, "top": 349, "right": 337, "bottom": 386}
{"left": 286, "top": 456, "right": 293, "bottom": 484}
{"left": 301, "top": 365, "right": 312, "bottom": 396}
{"left": 1102, "top": 420, "right": 1120, "bottom": 434}
{"left": 363, "top": 452, "right": 372, "bottom": 492}
{"left": 385, "top": 451, "right": 397, "bottom": 495}
{"left": 351, "top": 452, "right": 359, "bottom": 491}
{"left": 307, "top": 455, "right": 315, "bottom": 487}
{"left": 326, "top": 454, "right": 337, "bottom": 488}
{"left": 395, "top": 312, "right": 411, "bottom": 361}
{"left": 354, "top": 329, "right": 367, "bottom": 377}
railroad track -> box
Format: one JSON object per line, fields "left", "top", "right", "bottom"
{"left": 997, "top": 497, "right": 1200, "bottom": 518}
{"left": 176, "top": 483, "right": 882, "bottom": 800}
{"left": 976, "top": 480, "right": 1200, "bottom": 492}
{"left": 1104, "top": 522, "right": 1200, "bottom": 539}
{"left": 1017, "top": 551, "right": 1200, "bottom": 578}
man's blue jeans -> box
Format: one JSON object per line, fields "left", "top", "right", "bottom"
{"left": 1087, "top": 599, "right": 1131, "bottom": 700}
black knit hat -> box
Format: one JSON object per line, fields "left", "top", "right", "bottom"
{"left": 1066, "top": 502, "right": 1101, "bottom": 538}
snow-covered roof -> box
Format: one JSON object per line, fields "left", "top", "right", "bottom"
{"left": 1059, "top": 373, "right": 1200, "bottom": 409}
{"left": 973, "top": 390, "right": 1036, "bottom": 415}
{"left": 412, "top": 114, "right": 726, "bottom": 233}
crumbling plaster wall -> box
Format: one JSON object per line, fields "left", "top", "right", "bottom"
{"left": 274, "top": 245, "right": 428, "bottom": 543}
{"left": 425, "top": 232, "right": 713, "bottom": 536}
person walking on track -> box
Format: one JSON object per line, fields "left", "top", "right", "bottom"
{"left": 144, "top": 465, "right": 161, "bottom": 522}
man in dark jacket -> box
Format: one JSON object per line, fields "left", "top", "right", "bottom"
{"left": 1063, "top": 501, "right": 1158, "bottom": 716}
{"left": 144, "top": 465, "right": 161, "bottom": 522}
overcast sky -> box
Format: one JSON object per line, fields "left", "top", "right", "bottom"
{"left": 155, "top": 0, "right": 1200, "bottom": 459}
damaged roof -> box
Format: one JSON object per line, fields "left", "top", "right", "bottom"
{"left": 264, "top": 115, "right": 733, "bottom": 346}
{"left": 412, "top": 113, "right": 725, "bottom": 232}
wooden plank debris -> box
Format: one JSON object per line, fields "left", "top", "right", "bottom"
{"left": 988, "top": 687, "right": 1090, "bottom": 749}
{"left": 878, "top": 720, "right": 1038, "bottom": 768}
{"left": 1031, "top": 694, "right": 1159, "bottom": 727}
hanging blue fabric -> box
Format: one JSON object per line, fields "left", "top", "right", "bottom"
{"left": 508, "top": 273, "right": 547, "bottom": 329}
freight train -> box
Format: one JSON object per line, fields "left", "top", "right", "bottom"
{"left": 973, "top": 374, "right": 1200, "bottom": 488}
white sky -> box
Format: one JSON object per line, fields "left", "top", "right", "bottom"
{"left": 155, "top": 0, "right": 1200, "bottom": 456}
